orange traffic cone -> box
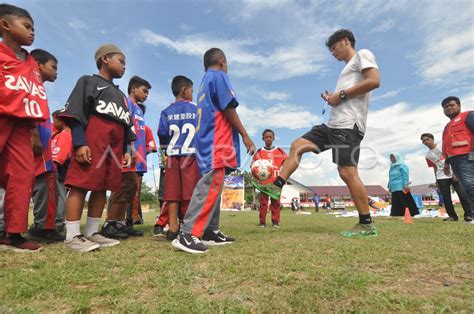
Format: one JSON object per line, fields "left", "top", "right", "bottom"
{"left": 404, "top": 207, "right": 413, "bottom": 224}
{"left": 439, "top": 207, "right": 446, "bottom": 217}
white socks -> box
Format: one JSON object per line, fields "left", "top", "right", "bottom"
{"left": 65, "top": 220, "right": 80, "bottom": 241}
{"left": 85, "top": 217, "right": 101, "bottom": 237}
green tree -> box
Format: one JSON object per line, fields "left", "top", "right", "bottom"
{"left": 140, "top": 181, "right": 158, "bottom": 204}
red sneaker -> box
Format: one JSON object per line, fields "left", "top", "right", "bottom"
{"left": 9, "top": 234, "right": 42, "bottom": 252}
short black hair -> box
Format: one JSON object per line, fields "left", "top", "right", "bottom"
{"left": 30, "top": 49, "right": 57, "bottom": 65}
{"left": 171, "top": 75, "right": 193, "bottom": 97}
{"left": 203, "top": 48, "right": 226, "bottom": 71}
{"left": 262, "top": 129, "right": 275, "bottom": 137}
{"left": 128, "top": 75, "right": 151, "bottom": 95}
{"left": 441, "top": 96, "right": 461, "bottom": 107}
{"left": 0, "top": 3, "right": 33, "bottom": 22}
{"left": 420, "top": 133, "right": 434, "bottom": 140}
{"left": 326, "top": 29, "right": 355, "bottom": 49}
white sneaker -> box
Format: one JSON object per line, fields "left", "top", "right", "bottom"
{"left": 87, "top": 233, "right": 120, "bottom": 248}
{"left": 64, "top": 235, "right": 100, "bottom": 252}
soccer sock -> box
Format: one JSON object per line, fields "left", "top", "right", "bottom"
{"left": 274, "top": 176, "right": 286, "bottom": 188}
{"left": 84, "top": 217, "right": 101, "bottom": 237}
{"left": 359, "top": 214, "right": 372, "bottom": 225}
{"left": 65, "top": 220, "right": 81, "bottom": 241}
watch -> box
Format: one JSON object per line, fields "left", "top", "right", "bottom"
{"left": 339, "top": 90, "right": 347, "bottom": 101}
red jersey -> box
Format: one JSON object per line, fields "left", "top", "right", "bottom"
{"left": 253, "top": 146, "right": 288, "bottom": 178}
{"left": 0, "top": 43, "right": 49, "bottom": 121}
{"left": 51, "top": 128, "right": 72, "bottom": 165}
{"left": 145, "top": 125, "right": 157, "bottom": 154}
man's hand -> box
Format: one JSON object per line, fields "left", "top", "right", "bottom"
{"left": 76, "top": 146, "right": 91, "bottom": 164}
{"left": 321, "top": 91, "right": 341, "bottom": 106}
{"left": 31, "top": 128, "right": 43, "bottom": 156}
{"left": 123, "top": 153, "right": 132, "bottom": 168}
{"left": 243, "top": 135, "right": 256, "bottom": 155}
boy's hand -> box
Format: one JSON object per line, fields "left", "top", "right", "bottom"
{"left": 321, "top": 90, "right": 341, "bottom": 106}
{"left": 123, "top": 153, "right": 132, "bottom": 168}
{"left": 443, "top": 164, "right": 451, "bottom": 176}
{"left": 130, "top": 144, "right": 137, "bottom": 166}
{"left": 76, "top": 146, "right": 92, "bottom": 164}
{"left": 243, "top": 136, "right": 256, "bottom": 154}
{"left": 31, "top": 131, "right": 43, "bottom": 156}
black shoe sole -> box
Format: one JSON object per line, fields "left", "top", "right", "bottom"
{"left": 100, "top": 232, "right": 129, "bottom": 239}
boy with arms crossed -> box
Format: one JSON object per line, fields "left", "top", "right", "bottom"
{"left": 255, "top": 29, "right": 380, "bottom": 237}
{"left": 59, "top": 44, "right": 134, "bottom": 252}
{"left": 0, "top": 4, "right": 49, "bottom": 252}
{"left": 172, "top": 48, "right": 255, "bottom": 254}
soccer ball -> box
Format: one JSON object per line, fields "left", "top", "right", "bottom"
{"left": 251, "top": 159, "right": 274, "bottom": 182}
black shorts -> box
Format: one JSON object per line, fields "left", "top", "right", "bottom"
{"left": 301, "top": 124, "right": 364, "bottom": 166}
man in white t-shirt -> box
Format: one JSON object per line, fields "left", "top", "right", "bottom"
{"left": 253, "top": 29, "right": 380, "bottom": 237}
{"left": 421, "top": 133, "right": 472, "bottom": 222}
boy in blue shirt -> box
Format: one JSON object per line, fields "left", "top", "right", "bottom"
{"left": 172, "top": 48, "right": 255, "bottom": 254}
{"left": 158, "top": 75, "right": 200, "bottom": 241}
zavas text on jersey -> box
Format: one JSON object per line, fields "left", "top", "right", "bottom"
{"left": 96, "top": 100, "right": 130, "bottom": 124}
{"left": 4, "top": 75, "right": 47, "bottom": 99}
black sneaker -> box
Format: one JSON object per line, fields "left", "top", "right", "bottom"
{"left": 123, "top": 225, "right": 144, "bottom": 237}
{"left": 443, "top": 217, "right": 458, "bottom": 222}
{"left": 272, "top": 223, "right": 280, "bottom": 228}
{"left": 259, "top": 223, "right": 266, "bottom": 228}
{"left": 172, "top": 232, "right": 207, "bottom": 254}
{"left": 56, "top": 224, "right": 66, "bottom": 238}
{"left": 153, "top": 225, "right": 166, "bottom": 237}
{"left": 166, "top": 230, "right": 179, "bottom": 241}
{"left": 45, "top": 229, "right": 66, "bottom": 242}
{"left": 124, "top": 221, "right": 144, "bottom": 237}
{"left": 464, "top": 215, "right": 473, "bottom": 223}
{"left": 101, "top": 221, "right": 129, "bottom": 239}
{"left": 202, "top": 230, "right": 235, "bottom": 246}
{"left": 27, "top": 225, "right": 56, "bottom": 243}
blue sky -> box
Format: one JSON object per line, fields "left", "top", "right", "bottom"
{"left": 13, "top": 0, "right": 474, "bottom": 189}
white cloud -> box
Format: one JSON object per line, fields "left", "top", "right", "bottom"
{"left": 238, "top": 103, "right": 320, "bottom": 136}
{"left": 138, "top": 29, "right": 328, "bottom": 81}
{"left": 68, "top": 18, "right": 89, "bottom": 31}
{"left": 262, "top": 91, "right": 291, "bottom": 101}
{"left": 371, "top": 19, "right": 395, "bottom": 33}
{"left": 371, "top": 89, "right": 404, "bottom": 102}
{"left": 412, "top": 2, "right": 474, "bottom": 85}
{"left": 179, "top": 23, "right": 192, "bottom": 32}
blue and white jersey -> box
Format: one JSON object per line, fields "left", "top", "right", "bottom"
{"left": 157, "top": 100, "right": 197, "bottom": 156}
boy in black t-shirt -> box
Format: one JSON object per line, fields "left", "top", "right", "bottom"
{"left": 59, "top": 44, "right": 134, "bottom": 252}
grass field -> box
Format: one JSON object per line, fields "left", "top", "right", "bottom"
{"left": 1, "top": 207, "right": 473, "bottom": 313}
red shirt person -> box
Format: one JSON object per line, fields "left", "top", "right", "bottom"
{"left": 441, "top": 96, "right": 474, "bottom": 223}
{"left": 253, "top": 129, "right": 287, "bottom": 227}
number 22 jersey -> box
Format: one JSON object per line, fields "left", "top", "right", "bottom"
{"left": 157, "top": 100, "right": 197, "bottom": 157}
